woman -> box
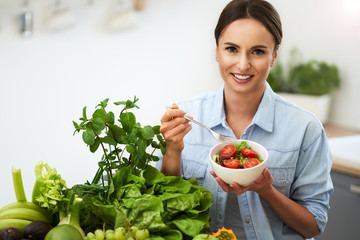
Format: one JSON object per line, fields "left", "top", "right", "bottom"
{"left": 158, "top": 0, "right": 333, "bottom": 239}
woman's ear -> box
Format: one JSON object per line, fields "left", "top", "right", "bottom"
{"left": 215, "top": 46, "right": 219, "bottom": 62}
{"left": 270, "top": 45, "right": 280, "bottom": 67}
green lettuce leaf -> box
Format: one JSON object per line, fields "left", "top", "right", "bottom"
{"left": 78, "top": 165, "right": 212, "bottom": 239}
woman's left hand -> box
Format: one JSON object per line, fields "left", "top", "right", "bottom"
{"left": 210, "top": 168, "right": 274, "bottom": 196}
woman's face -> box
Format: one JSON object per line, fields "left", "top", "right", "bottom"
{"left": 216, "top": 18, "right": 278, "bottom": 96}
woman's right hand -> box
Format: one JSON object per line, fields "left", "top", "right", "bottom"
{"left": 160, "top": 103, "right": 192, "bottom": 153}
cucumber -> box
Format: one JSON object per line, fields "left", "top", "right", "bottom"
{"left": 44, "top": 224, "right": 83, "bottom": 240}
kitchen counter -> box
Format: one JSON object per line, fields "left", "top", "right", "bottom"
{"left": 324, "top": 124, "right": 360, "bottom": 177}
{"left": 324, "top": 124, "right": 360, "bottom": 138}
{"left": 331, "top": 155, "right": 360, "bottom": 177}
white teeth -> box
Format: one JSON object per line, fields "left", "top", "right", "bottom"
{"left": 234, "top": 74, "right": 251, "bottom": 80}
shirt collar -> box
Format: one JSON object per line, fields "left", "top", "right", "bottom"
{"left": 253, "top": 82, "right": 275, "bottom": 133}
{"left": 206, "top": 85, "right": 226, "bottom": 129}
{"left": 206, "top": 83, "right": 275, "bottom": 133}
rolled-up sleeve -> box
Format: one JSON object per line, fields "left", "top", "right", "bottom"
{"left": 291, "top": 124, "right": 334, "bottom": 234}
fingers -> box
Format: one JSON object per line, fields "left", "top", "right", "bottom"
{"left": 242, "top": 168, "right": 274, "bottom": 195}
{"left": 210, "top": 171, "right": 250, "bottom": 195}
{"left": 261, "top": 168, "right": 274, "bottom": 185}
{"left": 162, "top": 122, "right": 192, "bottom": 144}
{"left": 160, "top": 104, "right": 193, "bottom": 152}
{"left": 160, "top": 105, "right": 191, "bottom": 141}
{"left": 262, "top": 168, "right": 272, "bottom": 178}
{"left": 161, "top": 104, "right": 186, "bottom": 123}
{"left": 253, "top": 168, "right": 273, "bottom": 184}
{"left": 161, "top": 113, "right": 189, "bottom": 134}
{"left": 232, "top": 183, "right": 250, "bottom": 195}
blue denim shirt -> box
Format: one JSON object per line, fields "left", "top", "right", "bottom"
{"left": 157, "top": 83, "right": 333, "bottom": 239}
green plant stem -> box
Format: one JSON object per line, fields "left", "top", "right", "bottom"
{"left": 120, "top": 108, "right": 127, "bottom": 116}
{"left": 59, "top": 196, "right": 85, "bottom": 238}
{"left": 106, "top": 126, "right": 122, "bottom": 162}
{"left": 11, "top": 166, "right": 27, "bottom": 202}
{"left": 151, "top": 148, "right": 156, "bottom": 156}
{"left": 91, "top": 166, "right": 104, "bottom": 185}
{"left": 31, "top": 165, "right": 44, "bottom": 204}
{"left": 97, "top": 135, "right": 113, "bottom": 180}
{"left": 119, "top": 144, "right": 128, "bottom": 163}
{"left": 115, "top": 148, "right": 121, "bottom": 162}
{"left": 69, "top": 197, "right": 82, "bottom": 227}
{"left": 31, "top": 178, "right": 43, "bottom": 204}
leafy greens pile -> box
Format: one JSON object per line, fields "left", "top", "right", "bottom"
{"left": 70, "top": 97, "right": 213, "bottom": 239}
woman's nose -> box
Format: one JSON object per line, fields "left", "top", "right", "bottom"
{"left": 236, "top": 54, "right": 250, "bottom": 70}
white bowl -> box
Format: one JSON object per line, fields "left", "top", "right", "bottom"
{"left": 209, "top": 140, "right": 268, "bottom": 187}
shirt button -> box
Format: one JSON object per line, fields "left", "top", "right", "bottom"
{"left": 245, "top": 219, "right": 250, "bottom": 224}
{"left": 282, "top": 181, "right": 287, "bottom": 186}
{"left": 219, "top": 215, "right": 222, "bottom": 220}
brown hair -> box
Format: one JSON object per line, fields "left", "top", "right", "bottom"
{"left": 215, "top": 0, "right": 282, "bottom": 48}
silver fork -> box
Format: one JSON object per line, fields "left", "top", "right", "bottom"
{"left": 166, "top": 106, "right": 237, "bottom": 142}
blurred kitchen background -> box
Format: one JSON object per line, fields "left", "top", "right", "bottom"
{"left": 0, "top": 0, "right": 359, "bottom": 239}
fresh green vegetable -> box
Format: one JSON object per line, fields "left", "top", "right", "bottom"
{"left": 46, "top": 196, "right": 85, "bottom": 240}
{"left": 31, "top": 161, "right": 67, "bottom": 214}
{"left": 11, "top": 167, "right": 27, "bottom": 202}
{"left": 85, "top": 165, "right": 212, "bottom": 239}
{"left": 44, "top": 224, "right": 83, "bottom": 240}
{"left": 72, "top": 97, "right": 166, "bottom": 186}
{"left": 0, "top": 167, "right": 53, "bottom": 234}
{"left": 69, "top": 97, "right": 212, "bottom": 239}
{"left": 70, "top": 97, "right": 167, "bottom": 231}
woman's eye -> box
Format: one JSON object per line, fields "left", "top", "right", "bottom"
{"left": 253, "top": 49, "right": 265, "bottom": 55}
{"left": 226, "top": 47, "right": 237, "bottom": 53}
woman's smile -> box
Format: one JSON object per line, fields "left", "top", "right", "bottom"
{"left": 231, "top": 73, "right": 253, "bottom": 83}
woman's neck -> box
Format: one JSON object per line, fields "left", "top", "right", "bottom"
{"left": 223, "top": 84, "right": 265, "bottom": 138}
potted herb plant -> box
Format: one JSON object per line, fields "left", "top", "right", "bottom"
{"left": 267, "top": 48, "right": 341, "bottom": 123}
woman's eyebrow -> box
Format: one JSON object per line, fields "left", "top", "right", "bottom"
{"left": 223, "top": 42, "right": 269, "bottom": 49}
{"left": 224, "top": 42, "right": 240, "bottom": 48}
{"left": 252, "top": 45, "right": 268, "bottom": 49}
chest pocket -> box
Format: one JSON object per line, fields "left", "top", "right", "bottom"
{"left": 182, "top": 158, "right": 208, "bottom": 186}
{"left": 268, "top": 166, "right": 295, "bottom": 197}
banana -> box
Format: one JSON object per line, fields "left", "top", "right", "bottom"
{"left": 0, "top": 207, "right": 50, "bottom": 223}
{"left": 0, "top": 201, "right": 52, "bottom": 222}
{"left": 0, "top": 218, "right": 32, "bottom": 233}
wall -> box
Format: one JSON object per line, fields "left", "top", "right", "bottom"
{"left": 0, "top": 0, "right": 359, "bottom": 206}
{"left": 272, "top": 0, "right": 360, "bottom": 129}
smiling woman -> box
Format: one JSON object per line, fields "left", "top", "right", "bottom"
{"left": 0, "top": 0, "right": 347, "bottom": 238}
{"left": 157, "top": 0, "right": 333, "bottom": 239}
